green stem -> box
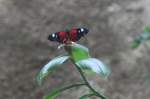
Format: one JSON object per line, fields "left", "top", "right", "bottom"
{"left": 45, "top": 83, "right": 86, "bottom": 98}
{"left": 64, "top": 45, "right": 107, "bottom": 99}
{"left": 75, "top": 64, "right": 107, "bottom": 99}
{"left": 54, "top": 83, "right": 86, "bottom": 93}
{"left": 79, "top": 93, "right": 97, "bottom": 99}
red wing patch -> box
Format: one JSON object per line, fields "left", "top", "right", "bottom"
{"left": 70, "top": 29, "right": 78, "bottom": 42}
{"left": 58, "top": 32, "right": 68, "bottom": 43}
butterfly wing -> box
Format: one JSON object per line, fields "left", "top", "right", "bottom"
{"left": 58, "top": 31, "right": 68, "bottom": 43}
{"left": 69, "top": 28, "right": 80, "bottom": 42}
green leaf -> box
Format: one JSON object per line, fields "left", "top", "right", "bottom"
{"left": 44, "top": 89, "right": 60, "bottom": 99}
{"left": 79, "top": 93, "right": 95, "bottom": 99}
{"left": 131, "top": 32, "right": 150, "bottom": 49}
{"left": 82, "top": 69, "right": 96, "bottom": 76}
{"left": 141, "top": 32, "right": 150, "bottom": 40}
{"left": 37, "top": 55, "right": 70, "bottom": 85}
{"left": 131, "top": 40, "right": 141, "bottom": 49}
{"left": 76, "top": 58, "right": 111, "bottom": 77}
{"left": 65, "top": 43, "right": 90, "bottom": 62}
{"left": 144, "top": 26, "right": 150, "bottom": 33}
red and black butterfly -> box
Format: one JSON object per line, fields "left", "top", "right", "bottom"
{"left": 48, "top": 28, "right": 89, "bottom": 43}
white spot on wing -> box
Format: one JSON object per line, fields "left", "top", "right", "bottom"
{"left": 52, "top": 34, "right": 55, "bottom": 37}
{"left": 81, "top": 28, "right": 84, "bottom": 32}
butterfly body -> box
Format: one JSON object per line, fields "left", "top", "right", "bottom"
{"left": 48, "top": 28, "right": 89, "bottom": 43}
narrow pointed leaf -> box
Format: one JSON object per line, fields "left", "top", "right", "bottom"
{"left": 76, "top": 58, "right": 111, "bottom": 77}
{"left": 45, "top": 91, "right": 59, "bottom": 99}
{"left": 65, "top": 43, "right": 90, "bottom": 62}
{"left": 37, "top": 55, "right": 70, "bottom": 85}
{"left": 79, "top": 93, "right": 95, "bottom": 99}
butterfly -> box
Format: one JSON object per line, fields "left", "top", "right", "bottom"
{"left": 48, "top": 28, "right": 89, "bottom": 43}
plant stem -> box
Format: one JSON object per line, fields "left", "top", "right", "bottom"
{"left": 64, "top": 45, "right": 107, "bottom": 99}
{"left": 74, "top": 64, "right": 107, "bottom": 99}
{"left": 55, "top": 83, "right": 87, "bottom": 93}
{"left": 45, "top": 83, "right": 87, "bottom": 98}
{"left": 79, "top": 93, "right": 96, "bottom": 99}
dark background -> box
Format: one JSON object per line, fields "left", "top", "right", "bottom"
{"left": 0, "top": 0, "right": 150, "bottom": 99}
